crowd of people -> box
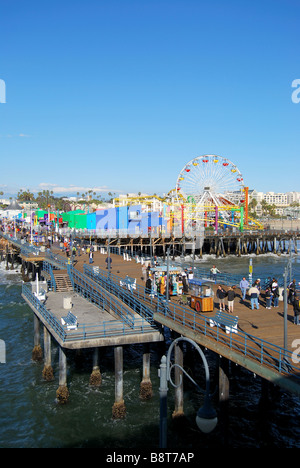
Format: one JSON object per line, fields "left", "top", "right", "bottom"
{"left": 214, "top": 272, "right": 300, "bottom": 324}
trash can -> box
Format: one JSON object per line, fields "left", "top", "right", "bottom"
{"left": 63, "top": 297, "right": 72, "bottom": 309}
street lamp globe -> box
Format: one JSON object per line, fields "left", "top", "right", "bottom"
{"left": 196, "top": 396, "right": 218, "bottom": 433}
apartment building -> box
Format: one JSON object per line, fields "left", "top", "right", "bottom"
{"left": 249, "top": 190, "right": 300, "bottom": 216}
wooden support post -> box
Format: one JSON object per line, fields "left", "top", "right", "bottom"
{"left": 172, "top": 341, "right": 184, "bottom": 419}
{"left": 237, "top": 238, "right": 241, "bottom": 257}
{"left": 112, "top": 346, "right": 126, "bottom": 419}
{"left": 90, "top": 347, "right": 102, "bottom": 386}
{"left": 10, "top": 252, "right": 15, "bottom": 270}
{"left": 42, "top": 326, "right": 54, "bottom": 381}
{"left": 216, "top": 239, "right": 220, "bottom": 258}
{"left": 56, "top": 346, "right": 69, "bottom": 404}
{"left": 199, "top": 244, "right": 203, "bottom": 259}
{"left": 32, "top": 314, "right": 43, "bottom": 362}
{"left": 192, "top": 238, "right": 196, "bottom": 262}
{"left": 5, "top": 244, "right": 9, "bottom": 270}
{"left": 255, "top": 238, "right": 259, "bottom": 255}
{"left": 140, "top": 344, "right": 153, "bottom": 400}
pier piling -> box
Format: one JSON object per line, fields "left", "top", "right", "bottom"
{"left": 32, "top": 314, "right": 43, "bottom": 362}
{"left": 89, "top": 347, "right": 102, "bottom": 387}
{"left": 139, "top": 344, "right": 153, "bottom": 400}
{"left": 56, "top": 346, "right": 69, "bottom": 404}
{"left": 112, "top": 346, "right": 126, "bottom": 419}
{"left": 42, "top": 326, "right": 54, "bottom": 381}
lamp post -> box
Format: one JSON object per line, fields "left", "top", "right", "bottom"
{"left": 159, "top": 337, "right": 217, "bottom": 448}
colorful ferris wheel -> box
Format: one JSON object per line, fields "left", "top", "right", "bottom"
{"left": 175, "top": 154, "right": 245, "bottom": 206}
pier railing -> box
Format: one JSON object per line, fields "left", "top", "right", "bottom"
{"left": 156, "top": 299, "right": 300, "bottom": 379}
{"left": 106, "top": 245, "right": 287, "bottom": 287}
{"left": 22, "top": 282, "right": 67, "bottom": 341}
{"left": 22, "top": 281, "right": 158, "bottom": 343}
{"left": 83, "top": 263, "right": 300, "bottom": 379}
{"left": 83, "top": 264, "right": 163, "bottom": 308}
{"left": 83, "top": 264, "right": 158, "bottom": 326}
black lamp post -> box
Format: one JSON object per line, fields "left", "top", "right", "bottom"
{"left": 159, "top": 336, "right": 217, "bottom": 448}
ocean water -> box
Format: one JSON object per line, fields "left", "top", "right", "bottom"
{"left": 1, "top": 253, "right": 300, "bottom": 449}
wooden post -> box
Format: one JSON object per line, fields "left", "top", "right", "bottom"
{"left": 90, "top": 347, "right": 102, "bottom": 386}
{"left": 42, "top": 326, "right": 54, "bottom": 381}
{"left": 112, "top": 346, "right": 126, "bottom": 419}
{"left": 32, "top": 314, "right": 43, "bottom": 362}
{"left": 56, "top": 346, "right": 69, "bottom": 404}
{"left": 172, "top": 341, "right": 184, "bottom": 418}
{"left": 140, "top": 344, "right": 153, "bottom": 400}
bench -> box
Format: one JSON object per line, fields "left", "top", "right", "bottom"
{"left": 61, "top": 311, "right": 78, "bottom": 330}
{"left": 120, "top": 276, "right": 136, "bottom": 292}
{"left": 33, "top": 288, "right": 46, "bottom": 303}
{"left": 209, "top": 310, "right": 238, "bottom": 334}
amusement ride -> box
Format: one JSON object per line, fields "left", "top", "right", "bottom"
{"left": 174, "top": 154, "right": 262, "bottom": 232}
{"left": 114, "top": 154, "right": 263, "bottom": 233}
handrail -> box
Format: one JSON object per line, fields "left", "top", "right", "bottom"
{"left": 84, "top": 263, "right": 300, "bottom": 379}
{"left": 83, "top": 264, "right": 158, "bottom": 326}
{"left": 9, "top": 235, "right": 300, "bottom": 376}
{"left": 69, "top": 266, "right": 135, "bottom": 328}
{"left": 22, "top": 282, "right": 66, "bottom": 341}
{"left": 42, "top": 261, "right": 57, "bottom": 291}
{"left": 22, "top": 282, "right": 156, "bottom": 342}
{"left": 157, "top": 299, "right": 300, "bottom": 378}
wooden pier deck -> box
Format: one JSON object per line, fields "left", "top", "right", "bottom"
{"left": 72, "top": 247, "right": 296, "bottom": 351}
{"left": 22, "top": 289, "right": 163, "bottom": 350}
{"left": 69, "top": 248, "right": 300, "bottom": 395}
{"left": 3, "top": 232, "right": 300, "bottom": 396}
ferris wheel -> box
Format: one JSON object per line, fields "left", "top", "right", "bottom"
{"left": 175, "top": 154, "right": 245, "bottom": 206}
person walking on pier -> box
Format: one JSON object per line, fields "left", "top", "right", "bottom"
{"left": 216, "top": 285, "right": 226, "bottom": 311}
{"left": 293, "top": 294, "right": 300, "bottom": 325}
{"left": 288, "top": 279, "right": 297, "bottom": 304}
{"left": 265, "top": 286, "right": 273, "bottom": 309}
{"left": 254, "top": 279, "right": 262, "bottom": 305}
{"left": 248, "top": 284, "right": 260, "bottom": 310}
{"left": 271, "top": 278, "right": 279, "bottom": 307}
{"left": 226, "top": 286, "right": 236, "bottom": 313}
{"left": 239, "top": 277, "right": 249, "bottom": 302}
{"left": 105, "top": 256, "right": 112, "bottom": 270}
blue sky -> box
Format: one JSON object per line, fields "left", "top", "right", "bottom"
{"left": 0, "top": 0, "right": 299, "bottom": 198}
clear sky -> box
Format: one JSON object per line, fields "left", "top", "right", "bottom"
{"left": 0, "top": 0, "right": 299, "bottom": 198}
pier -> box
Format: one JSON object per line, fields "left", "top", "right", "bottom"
{"left": 2, "top": 232, "right": 300, "bottom": 426}
{"left": 60, "top": 230, "right": 300, "bottom": 260}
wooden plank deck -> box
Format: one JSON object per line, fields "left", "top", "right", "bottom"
{"left": 18, "top": 241, "right": 300, "bottom": 393}
{"left": 70, "top": 247, "right": 299, "bottom": 353}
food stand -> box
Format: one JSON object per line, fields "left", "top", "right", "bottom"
{"left": 150, "top": 265, "right": 186, "bottom": 296}
{"left": 189, "top": 278, "right": 214, "bottom": 313}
